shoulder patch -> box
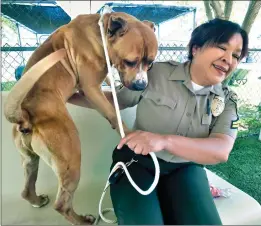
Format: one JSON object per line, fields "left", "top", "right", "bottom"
{"left": 231, "top": 118, "right": 240, "bottom": 129}
{"left": 221, "top": 85, "right": 230, "bottom": 97}
{"left": 229, "top": 90, "right": 238, "bottom": 104}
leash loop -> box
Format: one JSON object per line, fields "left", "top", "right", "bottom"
{"left": 95, "top": 5, "right": 160, "bottom": 224}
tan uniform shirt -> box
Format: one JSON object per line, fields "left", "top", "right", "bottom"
{"left": 116, "top": 61, "right": 239, "bottom": 163}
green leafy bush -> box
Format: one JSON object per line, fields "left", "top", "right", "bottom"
{"left": 238, "top": 104, "right": 261, "bottom": 137}
{"left": 1, "top": 82, "right": 16, "bottom": 91}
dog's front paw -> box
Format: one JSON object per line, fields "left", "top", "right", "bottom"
{"left": 79, "top": 214, "right": 96, "bottom": 225}
{"left": 123, "top": 123, "right": 132, "bottom": 135}
{"left": 124, "top": 128, "right": 133, "bottom": 136}
{"left": 31, "top": 194, "right": 49, "bottom": 208}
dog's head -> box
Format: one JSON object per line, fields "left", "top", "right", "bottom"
{"left": 105, "top": 13, "right": 158, "bottom": 91}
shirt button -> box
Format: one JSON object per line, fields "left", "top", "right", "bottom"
{"left": 186, "top": 112, "right": 191, "bottom": 117}
{"left": 156, "top": 98, "right": 161, "bottom": 102}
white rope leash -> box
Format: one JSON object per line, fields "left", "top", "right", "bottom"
{"left": 95, "top": 5, "right": 160, "bottom": 225}
{"left": 97, "top": 6, "right": 125, "bottom": 139}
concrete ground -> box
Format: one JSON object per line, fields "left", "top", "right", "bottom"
{"left": 1, "top": 92, "right": 261, "bottom": 225}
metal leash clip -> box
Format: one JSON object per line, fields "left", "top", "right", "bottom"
{"left": 109, "top": 157, "right": 138, "bottom": 184}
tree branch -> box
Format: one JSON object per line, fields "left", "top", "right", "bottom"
{"left": 224, "top": 1, "right": 233, "bottom": 20}
{"left": 210, "top": 0, "right": 225, "bottom": 19}
{"left": 242, "top": 0, "right": 261, "bottom": 34}
{"left": 204, "top": 1, "right": 214, "bottom": 20}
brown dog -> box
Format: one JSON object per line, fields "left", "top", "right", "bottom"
{"left": 4, "top": 11, "right": 158, "bottom": 225}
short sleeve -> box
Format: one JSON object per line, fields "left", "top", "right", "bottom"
{"left": 210, "top": 91, "right": 239, "bottom": 139}
{"left": 116, "top": 85, "right": 144, "bottom": 108}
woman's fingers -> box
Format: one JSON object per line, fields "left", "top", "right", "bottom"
{"left": 117, "top": 131, "right": 140, "bottom": 149}
{"left": 133, "top": 143, "right": 144, "bottom": 155}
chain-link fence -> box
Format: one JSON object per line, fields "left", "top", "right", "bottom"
{"left": 1, "top": 1, "right": 261, "bottom": 138}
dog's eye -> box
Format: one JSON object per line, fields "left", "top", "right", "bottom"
{"left": 148, "top": 60, "right": 153, "bottom": 67}
{"left": 123, "top": 60, "right": 137, "bottom": 68}
{"left": 147, "top": 60, "right": 154, "bottom": 70}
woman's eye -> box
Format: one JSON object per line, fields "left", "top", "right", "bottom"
{"left": 233, "top": 54, "right": 240, "bottom": 60}
{"left": 148, "top": 63, "right": 153, "bottom": 70}
{"left": 218, "top": 46, "right": 226, "bottom": 51}
{"left": 148, "top": 61, "right": 153, "bottom": 67}
{"left": 124, "top": 60, "right": 137, "bottom": 67}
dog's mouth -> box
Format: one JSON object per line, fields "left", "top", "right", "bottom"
{"left": 127, "top": 79, "right": 148, "bottom": 91}
{"left": 118, "top": 72, "right": 148, "bottom": 91}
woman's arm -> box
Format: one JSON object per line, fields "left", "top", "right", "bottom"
{"left": 117, "top": 91, "right": 239, "bottom": 165}
{"left": 164, "top": 132, "right": 234, "bottom": 164}
{"left": 117, "top": 131, "right": 235, "bottom": 165}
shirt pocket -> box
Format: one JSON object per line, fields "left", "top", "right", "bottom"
{"left": 194, "top": 108, "right": 215, "bottom": 137}
{"left": 142, "top": 90, "right": 177, "bottom": 110}
{"left": 201, "top": 113, "right": 212, "bottom": 126}
{"left": 136, "top": 90, "right": 178, "bottom": 134}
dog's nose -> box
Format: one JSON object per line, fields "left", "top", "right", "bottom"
{"left": 130, "top": 79, "right": 148, "bottom": 91}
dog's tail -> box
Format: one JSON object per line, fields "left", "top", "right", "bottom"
{"left": 4, "top": 49, "right": 67, "bottom": 125}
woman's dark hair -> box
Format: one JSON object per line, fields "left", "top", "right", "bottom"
{"left": 188, "top": 18, "right": 249, "bottom": 61}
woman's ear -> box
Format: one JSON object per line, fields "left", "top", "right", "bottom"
{"left": 192, "top": 46, "right": 200, "bottom": 56}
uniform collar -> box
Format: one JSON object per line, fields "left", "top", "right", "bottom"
{"left": 168, "top": 61, "right": 225, "bottom": 97}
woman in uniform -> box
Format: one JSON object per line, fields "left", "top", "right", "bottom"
{"left": 68, "top": 18, "right": 248, "bottom": 225}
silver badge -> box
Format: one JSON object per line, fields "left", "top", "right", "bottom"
{"left": 211, "top": 96, "right": 225, "bottom": 117}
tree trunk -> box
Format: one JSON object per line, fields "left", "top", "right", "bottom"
{"left": 224, "top": 1, "right": 233, "bottom": 20}
{"left": 204, "top": 1, "right": 214, "bottom": 20}
{"left": 242, "top": 1, "right": 261, "bottom": 34}
{"left": 210, "top": 0, "right": 225, "bottom": 19}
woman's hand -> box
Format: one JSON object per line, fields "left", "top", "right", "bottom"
{"left": 117, "top": 130, "right": 166, "bottom": 155}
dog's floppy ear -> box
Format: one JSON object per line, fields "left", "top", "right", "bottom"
{"left": 143, "top": 20, "right": 156, "bottom": 32}
{"left": 107, "top": 15, "right": 128, "bottom": 37}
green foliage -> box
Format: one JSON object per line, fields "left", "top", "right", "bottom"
{"left": 238, "top": 104, "right": 261, "bottom": 137}
{"left": 1, "top": 81, "right": 16, "bottom": 91}
{"left": 207, "top": 136, "right": 261, "bottom": 204}
{"left": 1, "top": 16, "right": 17, "bottom": 33}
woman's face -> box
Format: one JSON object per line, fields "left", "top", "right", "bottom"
{"left": 191, "top": 33, "right": 243, "bottom": 86}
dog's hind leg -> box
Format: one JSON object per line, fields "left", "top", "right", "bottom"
{"left": 13, "top": 127, "right": 49, "bottom": 207}
{"left": 31, "top": 118, "right": 95, "bottom": 225}
{"left": 52, "top": 161, "right": 95, "bottom": 225}
{"left": 20, "top": 150, "right": 50, "bottom": 207}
